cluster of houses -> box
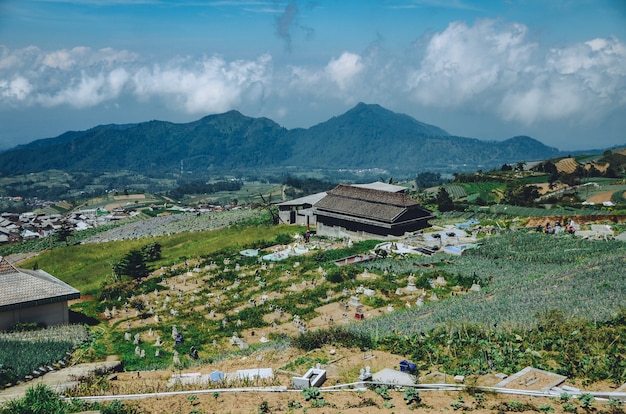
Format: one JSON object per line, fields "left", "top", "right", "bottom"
{"left": 0, "top": 209, "right": 135, "bottom": 244}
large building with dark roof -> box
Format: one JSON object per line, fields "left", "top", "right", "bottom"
{"left": 313, "top": 184, "right": 434, "bottom": 239}
{"left": 0, "top": 256, "right": 80, "bottom": 331}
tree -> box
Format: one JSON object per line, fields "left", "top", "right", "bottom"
{"left": 113, "top": 250, "right": 150, "bottom": 280}
{"left": 56, "top": 220, "right": 73, "bottom": 245}
{"left": 258, "top": 193, "right": 280, "bottom": 225}
{"left": 436, "top": 188, "right": 455, "bottom": 212}
{"left": 141, "top": 242, "right": 162, "bottom": 262}
{"left": 504, "top": 183, "right": 539, "bottom": 206}
{"left": 415, "top": 172, "right": 446, "bottom": 189}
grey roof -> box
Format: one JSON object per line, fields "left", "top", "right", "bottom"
{"left": 0, "top": 256, "right": 80, "bottom": 312}
{"left": 314, "top": 184, "right": 431, "bottom": 224}
{"left": 277, "top": 191, "right": 328, "bottom": 207}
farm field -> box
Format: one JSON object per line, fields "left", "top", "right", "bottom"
{"left": 3, "top": 220, "right": 626, "bottom": 412}
{"left": 2, "top": 209, "right": 626, "bottom": 413}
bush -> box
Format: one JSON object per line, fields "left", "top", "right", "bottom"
{"left": 97, "top": 281, "right": 136, "bottom": 302}
{"left": 0, "top": 365, "right": 17, "bottom": 388}
{"left": 10, "top": 322, "right": 45, "bottom": 332}
{"left": 274, "top": 233, "right": 293, "bottom": 245}
{"left": 326, "top": 266, "right": 359, "bottom": 284}
{"left": 100, "top": 399, "right": 142, "bottom": 414}
{"left": 403, "top": 387, "right": 422, "bottom": 406}
{"left": 0, "top": 384, "right": 67, "bottom": 414}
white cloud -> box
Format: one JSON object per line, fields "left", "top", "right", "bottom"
{"left": 0, "top": 27, "right": 624, "bottom": 130}
{"left": 131, "top": 54, "right": 272, "bottom": 114}
{"left": 0, "top": 46, "right": 271, "bottom": 113}
{"left": 404, "top": 19, "right": 626, "bottom": 125}
{"left": 325, "top": 52, "right": 364, "bottom": 91}
{"left": 43, "top": 49, "right": 78, "bottom": 70}
{"left": 0, "top": 76, "right": 32, "bottom": 101}
{"left": 37, "top": 68, "right": 130, "bottom": 107}
{"left": 407, "top": 19, "right": 536, "bottom": 107}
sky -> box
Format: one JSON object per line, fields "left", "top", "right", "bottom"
{"left": 0, "top": 0, "right": 625, "bottom": 152}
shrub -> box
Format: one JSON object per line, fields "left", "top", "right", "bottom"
{"left": 99, "top": 399, "right": 143, "bottom": 414}
{"left": 403, "top": 387, "right": 422, "bottom": 406}
{"left": 0, "top": 365, "right": 17, "bottom": 388}
{"left": 274, "top": 233, "right": 292, "bottom": 245}
{"left": 291, "top": 327, "right": 373, "bottom": 351}
{"left": 302, "top": 387, "right": 322, "bottom": 401}
{"left": 374, "top": 385, "right": 392, "bottom": 400}
{"left": 579, "top": 393, "right": 595, "bottom": 410}
{"left": 326, "top": 266, "right": 359, "bottom": 284}
{"left": 606, "top": 398, "right": 624, "bottom": 414}
{"left": 538, "top": 404, "right": 555, "bottom": 412}
{"left": 97, "top": 281, "right": 136, "bottom": 302}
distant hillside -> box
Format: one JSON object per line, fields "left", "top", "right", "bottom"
{"left": 0, "top": 103, "right": 563, "bottom": 176}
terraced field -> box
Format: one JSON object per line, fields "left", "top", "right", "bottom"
{"left": 554, "top": 157, "right": 579, "bottom": 174}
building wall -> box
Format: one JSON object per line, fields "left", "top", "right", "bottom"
{"left": 316, "top": 215, "right": 430, "bottom": 240}
{"left": 279, "top": 208, "right": 316, "bottom": 227}
{"left": 0, "top": 301, "right": 69, "bottom": 331}
{"left": 317, "top": 222, "right": 389, "bottom": 241}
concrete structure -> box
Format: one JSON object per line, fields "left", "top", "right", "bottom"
{"left": 372, "top": 368, "right": 416, "bottom": 386}
{"left": 0, "top": 256, "right": 80, "bottom": 331}
{"left": 277, "top": 192, "right": 327, "bottom": 227}
{"left": 314, "top": 184, "right": 434, "bottom": 240}
{"left": 292, "top": 367, "right": 326, "bottom": 389}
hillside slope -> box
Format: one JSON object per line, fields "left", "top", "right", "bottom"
{"left": 0, "top": 103, "right": 563, "bottom": 175}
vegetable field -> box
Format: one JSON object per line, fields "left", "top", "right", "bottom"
{"left": 0, "top": 325, "right": 89, "bottom": 384}
{"left": 351, "top": 231, "right": 626, "bottom": 339}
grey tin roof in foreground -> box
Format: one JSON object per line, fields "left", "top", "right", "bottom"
{"left": 0, "top": 256, "right": 80, "bottom": 312}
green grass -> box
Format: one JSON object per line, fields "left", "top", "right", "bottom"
{"left": 21, "top": 224, "right": 304, "bottom": 294}
{"left": 458, "top": 182, "right": 506, "bottom": 202}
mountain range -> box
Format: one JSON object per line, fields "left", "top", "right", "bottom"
{"left": 0, "top": 103, "right": 566, "bottom": 176}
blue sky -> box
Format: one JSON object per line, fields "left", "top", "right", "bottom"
{"left": 1, "top": 0, "right": 625, "bottom": 151}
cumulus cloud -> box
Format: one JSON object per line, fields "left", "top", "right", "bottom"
{"left": 38, "top": 68, "right": 131, "bottom": 108}
{"left": 0, "top": 76, "right": 32, "bottom": 102}
{"left": 408, "top": 19, "right": 536, "bottom": 107}
{"left": 407, "top": 19, "right": 626, "bottom": 124}
{"left": 0, "top": 46, "right": 273, "bottom": 114}
{"left": 0, "top": 21, "right": 624, "bottom": 129}
{"left": 132, "top": 54, "right": 272, "bottom": 113}
{"left": 325, "top": 52, "right": 365, "bottom": 91}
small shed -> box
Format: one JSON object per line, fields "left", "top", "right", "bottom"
{"left": 0, "top": 256, "right": 80, "bottom": 331}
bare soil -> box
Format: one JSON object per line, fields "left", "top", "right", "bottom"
{"left": 64, "top": 345, "right": 623, "bottom": 414}
{"left": 586, "top": 190, "right": 617, "bottom": 204}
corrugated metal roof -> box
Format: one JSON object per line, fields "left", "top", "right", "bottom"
{"left": 277, "top": 191, "right": 328, "bottom": 207}
{"left": 314, "top": 184, "right": 428, "bottom": 223}
{"left": 0, "top": 256, "right": 80, "bottom": 311}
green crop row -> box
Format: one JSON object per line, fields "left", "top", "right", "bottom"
{"left": 0, "top": 325, "right": 89, "bottom": 384}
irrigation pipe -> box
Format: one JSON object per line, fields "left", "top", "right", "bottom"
{"left": 67, "top": 386, "right": 295, "bottom": 402}
{"left": 65, "top": 380, "right": 626, "bottom": 403}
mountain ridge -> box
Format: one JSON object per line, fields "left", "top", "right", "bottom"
{"left": 0, "top": 103, "right": 566, "bottom": 175}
